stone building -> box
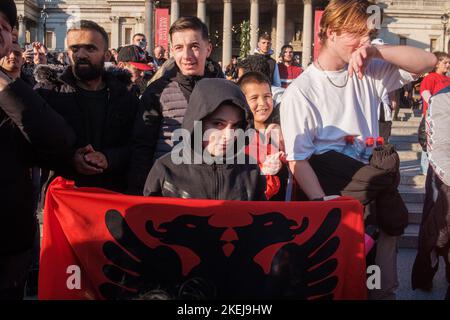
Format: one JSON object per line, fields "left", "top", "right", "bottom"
{"left": 14, "top": 0, "right": 450, "bottom": 67}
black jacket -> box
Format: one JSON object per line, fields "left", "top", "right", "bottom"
{"left": 34, "top": 65, "right": 138, "bottom": 192}
{"left": 143, "top": 78, "right": 267, "bottom": 200}
{"left": 0, "top": 78, "right": 75, "bottom": 255}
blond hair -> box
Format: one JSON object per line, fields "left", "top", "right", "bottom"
{"left": 318, "top": 0, "right": 378, "bottom": 44}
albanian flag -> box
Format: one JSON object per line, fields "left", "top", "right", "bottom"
{"left": 39, "top": 178, "right": 367, "bottom": 300}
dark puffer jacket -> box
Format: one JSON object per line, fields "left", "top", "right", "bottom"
{"left": 0, "top": 78, "right": 75, "bottom": 255}
{"left": 34, "top": 65, "right": 138, "bottom": 192}
{"left": 143, "top": 78, "right": 267, "bottom": 201}
{"left": 128, "top": 65, "right": 223, "bottom": 195}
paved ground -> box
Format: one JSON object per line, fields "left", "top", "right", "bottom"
{"left": 397, "top": 248, "right": 448, "bottom": 300}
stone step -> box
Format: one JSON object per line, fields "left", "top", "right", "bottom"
{"left": 397, "top": 150, "right": 421, "bottom": 162}
{"left": 391, "top": 127, "right": 419, "bottom": 136}
{"left": 399, "top": 185, "right": 425, "bottom": 203}
{"left": 406, "top": 203, "right": 423, "bottom": 224}
{"left": 390, "top": 135, "right": 420, "bottom": 143}
{"left": 392, "top": 120, "right": 421, "bottom": 128}
{"left": 399, "top": 224, "right": 420, "bottom": 249}
{"left": 400, "top": 165, "right": 423, "bottom": 177}
{"left": 400, "top": 174, "right": 426, "bottom": 187}
{"left": 392, "top": 141, "right": 423, "bottom": 152}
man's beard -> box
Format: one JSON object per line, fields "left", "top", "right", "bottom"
{"left": 72, "top": 58, "right": 104, "bottom": 81}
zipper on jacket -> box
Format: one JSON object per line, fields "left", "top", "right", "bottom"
{"left": 212, "top": 163, "right": 218, "bottom": 200}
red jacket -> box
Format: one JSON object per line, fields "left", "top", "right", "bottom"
{"left": 278, "top": 63, "right": 302, "bottom": 89}
{"left": 420, "top": 72, "right": 450, "bottom": 115}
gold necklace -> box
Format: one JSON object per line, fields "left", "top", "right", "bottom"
{"left": 316, "top": 59, "right": 349, "bottom": 88}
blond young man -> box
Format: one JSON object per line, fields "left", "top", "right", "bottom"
{"left": 281, "top": 0, "right": 436, "bottom": 299}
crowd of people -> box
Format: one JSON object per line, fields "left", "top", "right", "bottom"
{"left": 1, "top": 0, "right": 449, "bottom": 301}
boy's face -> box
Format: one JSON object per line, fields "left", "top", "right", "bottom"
{"left": 171, "top": 29, "right": 212, "bottom": 77}
{"left": 436, "top": 57, "right": 450, "bottom": 74}
{"left": 0, "top": 13, "right": 13, "bottom": 59}
{"left": 258, "top": 38, "right": 271, "bottom": 54}
{"left": 202, "top": 103, "right": 244, "bottom": 157}
{"left": 282, "top": 47, "right": 294, "bottom": 63}
{"left": 328, "top": 31, "right": 370, "bottom": 64}
{"left": 241, "top": 82, "right": 273, "bottom": 127}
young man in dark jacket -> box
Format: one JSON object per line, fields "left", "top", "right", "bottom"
{"left": 128, "top": 16, "right": 221, "bottom": 195}
{"left": 0, "top": 0, "right": 75, "bottom": 299}
{"left": 34, "top": 20, "right": 138, "bottom": 193}
{"left": 144, "top": 78, "right": 266, "bottom": 200}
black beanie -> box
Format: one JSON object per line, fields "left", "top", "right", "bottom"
{"left": 0, "top": 0, "right": 17, "bottom": 28}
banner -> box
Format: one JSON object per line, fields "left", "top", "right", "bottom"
{"left": 39, "top": 178, "right": 367, "bottom": 300}
{"left": 313, "top": 10, "right": 324, "bottom": 62}
{"left": 155, "top": 8, "right": 170, "bottom": 52}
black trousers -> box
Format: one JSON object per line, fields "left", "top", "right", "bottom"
{"left": 306, "top": 149, "right": 408, "bottom": 236}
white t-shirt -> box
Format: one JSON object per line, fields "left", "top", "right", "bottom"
{"left": 280, "top": 59, "right": 415, "bottom": 162}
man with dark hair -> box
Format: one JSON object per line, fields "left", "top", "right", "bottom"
{"left": 128, "top": 16, "right": 221, "bottom": 195}
{"left": 34, "top": 20, "right": 139, "bottom": 193}
{"left": 0, "top": 0, "right": 75, "bottom": 299}
{"left": 152, "top": 45, "right": 167, "bottom": 68}
{"left": 0, "top": 42, "right": 24, "bottom": 81}
{"left": 132, "top": 33, "right": 147, "bottom": 51}
{"left": 278, "top": 44, "right": 302, "bottom": 89}
{"left": 253, "top": 33, "right": 281, "bottom": 87}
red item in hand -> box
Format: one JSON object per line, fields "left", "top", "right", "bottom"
{"left": 365, "top": 137, "right": 374, "bottom": 147}
{"left": 345, "top": 135, "right": 355, "bottom": 144}
{"left": 376, "top": 137, "right": 384, "bottom": 146}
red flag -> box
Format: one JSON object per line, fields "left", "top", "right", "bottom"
{"left": 39, "top": 178, "right": 367, "bottom": 300}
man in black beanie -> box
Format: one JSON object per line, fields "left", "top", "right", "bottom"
{"left": 0, "top": 0, "right": 75, "bottom": 300}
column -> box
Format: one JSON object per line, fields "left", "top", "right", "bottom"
{"left": 145, "top": 0, "right": 154, "bottom": 54}
{"left": 18, "top": 15, "right": 26, "bottom": 45}
{"left": 110, "top": 16, "right": 120, "bottom": 49}
{"left": 171, "top": 0, "right": 180, "bottom": 26}
{"left": 222, "top": 0, "right": 233, "bottom": 67}
{"left": 197, "top": 0, "right": 207, "bottom": 23}
{"left": 250, "top": 0, "right": 259, "bottom": 53}
{"left": 276, "top": 0, "right": 286, "bottom": 57}
{"left": 302, "top": 0, "right": 313, "bottom": 67}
